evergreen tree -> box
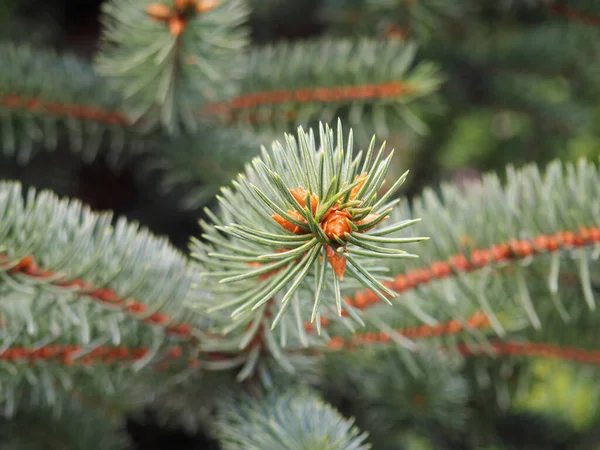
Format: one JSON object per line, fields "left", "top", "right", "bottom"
{"left": 1, "top": 0, "right": 600, "bottom": 448}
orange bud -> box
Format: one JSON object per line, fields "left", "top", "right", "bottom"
{"left": 272, "top": 210, "right": 308, "bottom": 234}
{"left": 349, "top": 173, "right": 368, "bottom": 200}
{"left": 272, "top": 214, "right": 290, "bottom": 230}
{"left": 169, "top": 17, "right": 186, "bottom": 36}
{"left": 290, "top": 187, "right": 319, "bottom": 214}
{"left": 196, "top": 0, "right": 219, "bottom": 13}
{"left": 146, "top": 3, "right": 172, "bottom": 21}
{"left": 321, "top": 209, "right": 352, "bottom": 240}
{"left": 326, "top": 245, "right": 347, "bottom": 280}
{"left": 289, "top": 186, "right": 306, "bottom": 205}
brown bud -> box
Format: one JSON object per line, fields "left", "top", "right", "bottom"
{"left": 290, "top": 187, "right": 319, "bottom": 214}
{"left": 326, "top": 244, "right": 347, "bottom": 280}
{"left": 321, "top": 209, "right": 352, "bottom": 240}
{"left": 272, "top": 210, "right": 308, "bottom": 235}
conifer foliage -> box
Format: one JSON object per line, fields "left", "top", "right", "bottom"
{"left": 1, "top": 0, "right": 600, "bottom": 448}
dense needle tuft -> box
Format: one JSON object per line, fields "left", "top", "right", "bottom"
{"left": 96, "top": 0, "right": 249, "bottom": 134}
{"left": 271, "top": 172, "right": 384, "bottom": 280}
{"left": 193, "top": 121, "right": 427, "bottom": 330}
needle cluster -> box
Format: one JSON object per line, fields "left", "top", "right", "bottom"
{"left": 192, "top": 121, "right": 427, "bottom": 331}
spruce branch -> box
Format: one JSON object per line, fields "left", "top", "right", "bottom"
{"left": 325, "top": 310, "right": 490, "bottom": 350}
{"left": 0, "top": 341, "right": 212, "bottom": 419}
{"left": 0, "top": 181, "right": 211, "bottom": 413}
{"left": 1, "top": 251, "right": 195, "bottom": 339}
{"left": 0, "top": 42, "right": 147, "bottom": 166}
{"left": 0, "top": 42, "right": 264, "bottom": 210}
{"left": 202, "top": 39, "right": 444, "bottom": 140}
{"left": 216, "top": 387, "right": 371, "bottom": 450}
{"left": 331, "top": 226, "right": 599, "bottom": 325}
{"left": 0, "top": 344, "right": 200, "bottom": 370}
{"left": 458, "top": 340, "right": 600, "bottom": 366}
{"left": 311, "top": 159, "right": 600, "bottom": 375}
{"left": 326, "top": 331, "right": 600, "bottom": 368}
{"left": 191, "top": 121, "right": 425, "bottom": 338}
{"left": 0, "top": 181, "right": 198, "bottom": 339}
{"left": 96, "top": 0, "right": 250, "bottom": 134}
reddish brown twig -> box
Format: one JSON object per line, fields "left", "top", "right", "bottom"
{"left": 327, "top": 334, "right": 600, "bottom": 366}
{"left": 340, "top": 227, "right": 600, "bottom": 316}
{"left": 2, "top": 80, "right": 419, "bottom": 127}
{"left": 1, "top": 254, "right": 193, "bottom": 339}
{"left": 0, "top": 95, "right": 130, "bottom": 125}
{"left": 326, "top": 310, "right": 490, "bottom": 349}
{"left": 0, "top": 343, "right": 211, "bottom": 370}
{"left": 201, "top": 81, "right": 418, "bottom": 125}
{"left": 458, "top": 340, "right": 600, "bottom": 365}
